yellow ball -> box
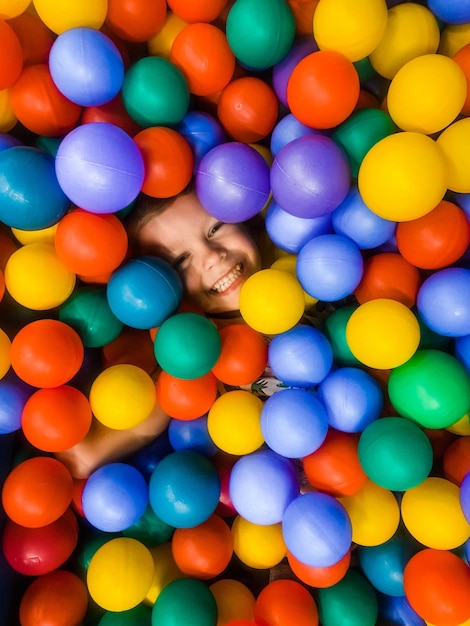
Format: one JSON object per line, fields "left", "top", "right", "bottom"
{"left": 447, "top": 412, "right": 470, "bottom": 436}
{"left": 11, "top": 223, "right": 58, "bottom": 246}
{"left": 231, "top": 516, "right": 287, "bottom": 569}
{"left": 270, "top": 255, "right": 318, "bottom": 309}
{"left": 439, "top": 22, "right": 470, "bottom": 58}
{"left": 338, "top": 479, "right": 400, "bottom": 547}
{"left": 313, "top": 0, "right": 388, "bottom": 62}
{"left": 239, "top": 268, "right": 305, "bottom": 335}
{"left": 369, "top": 3, "right": 440, "bottom": 80}
{"left": 210, "top": 579, "right": 256, "bottom": 626}
{"left": 147, "top": 11, "right": 187, "bottom": 59}
{"left": 436, "top": 117, "right": 470, "bottom": 193}
{"left": 207, "top": 390, "right": 264, "bottom": 456}
{"left": 32, "top": 0, "right": 107, "bottom": 34}
{"left": 0, "top": 328, "right": 11, "bottom": 380}
{"left": 346, "top": 299, "right": 420, "bottom": 370}
{"left": 401, "top": 477, "right": 470, "bottom": 550}
{"left": 358, "top": 131, "right": 447, "bottom": 221}
{"left": 0, "top": 89, "right": 17, "bottom": 133}
{"left": 144, "top": 542, "right": 185, "bottom": 605}
{"left": 4, "top": 243, "right": 75, "bottom": 310}
{"left": 89, "top": 364, "right": 157, "bottom": 430}
{"left": 87, "top": 537, "right": 155, "bottom": 612}
{"left": 387, "top": 54, "right": 466, "bottom": 135}
{"left": 0, "top": 0, "right": 30, "bottom": 19}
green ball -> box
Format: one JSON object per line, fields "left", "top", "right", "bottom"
{"left": 323, "top": 306, "right": 361, "bottom": 367}
{"left": 151, "top": 578, "right": 217, "bottom": 626}
{"left": 99, "top": 604, "right": 152, "bottom": 626}
{"left": 317, "top": 569, "right": 378, "bottom": 626}
{"left": 154, "top": 313, "right": 221, "bottom": 380}
{"left": 358, "top": 416, "right": 433, "bottom": 491}
{"left": 388, "top": 349, "right": 470, "bottom": 429}
{"left": 122, "top": 56, "right": 190, "bottom": 128}
{"left": 59, "top": 286, "right": 123, "bottom": 348}
{"left": 226, "top": 0, "right": 295, "bottom": 70}
{"left": 123, "top": 504, "right": 174, "bottom": 546}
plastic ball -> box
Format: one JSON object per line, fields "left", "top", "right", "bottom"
{"left": 149, "top": 450, "right": 220, "bottom": 528}
{"left": 55, "top": 122, "right": 145, "bottom": 214}
{"left": 331, "top": 186, "right": 396, "bottom": 250}
{"left": 270, "top": 134, "right": 351, "bottom": 219}
{"left": 207, "top": 390, "right": 264, "bottom": 456}
{"left": 443, "top": 437, "right": 470, "bottom": 485}
{"left": 122, "top": 56, "right": 189, "bottom": 128}
{"left": 89, "top": 363, "right": 156, "bottom": 430}
{"left": 358, "top": 132, "right": 448, "bottom": 221}
{"left": 270, "top": 255, "right": 319, "bottom": 310}
{"left": 2, "top": 508, "right": 78, "bottom": 576}
{"left": 0, "top": 88, "right": 16, "bottom": 133}
{"left": 287, "top": 549, "right": 351, "bottom": 589}
{"left": 225, "top": 0, "right": 295, "bottom": 71}
{"left": 0, "top": 146, "right": 69, "bottom": 230}
{"left": 296, "top": 234, "right": 364, "bottom": 302}
{"left": 268, "top": 324, "right": 333, "bottom": 387}
{"left": 229, "top": 449, "right": 299, "bottom": 525}
{"left": 272, "top": 36, "right": 318, "bottom": 108}
{"left": 10, "top": 319, "right": 84, "bottom": 388}
{"left": 322, "top": 306, "right": 361, "bottom": 367}
{"left": 287, "top": 50, "right": 360, "bottom": 129}
{"left": 19, "top": 569, "right": 88, "bottom": 626}
{"left": 217, "top": 76, "right": 279, "bottom": 144}
{"left": 403, "top": 548, "right": 470, "bottom": 626}
{"left": 82, "top": 93, "right": 142, "bottom": 137}
{"left": 0, "top": 0, "right": 30, "bottom": 20}
{"left": 253, "top": 579, "right": 319, "bottom": 626}
{"left": 303, "top": 429, "right": 368, "bottom": 497}
{"left": 176, "top": 110, "right": 227, "bottom": 171}
{"left": 105, "top": 0, "right": 167, "bottom": 42}
{"left": 87, "top": 537, "right": 155, "bottom": 612}
{"left": 417, "top": 268, "right": 470, "bottom": 338}
{"left": 453, "top": 43, "right": 470, "bottom": 117}
{"left": 239, "top": 269, "right": 305, "bottom": 335}
{"left": 316, "top": 569, "right": 378, "bottom": 626}
{"left": 157, "top": 370, "right": 218, "bottom": 421}
{"left": 0, "top": 326, "right": 10, "bottom": 379}
{"left": 0, "top": 371, "right": 34, "bottom": 434}
{"left": 437, "top": 117, "right": 470, "bottom": 193}
{"left": 195, "top": 141, "right": 271, "bottom": 222}
{"left": 282, "top": 491, "right": 352, "bottom": 568}
{"left": 10, "top": 64, "right": 81, "bottom": 136}
{"left": 317, "top": 367, "right": 384, "bottom": 433}
{"left": 2, "top": 456, "right": 73, "bottom": 528}
{"left": 168, "top": 414, "right": 218, "bottom": 458}
{"left": 209, "top": 579, "right": 256, "bottom": 626}
{"left": 167, "top": 0, "right": 227, "bottom": 23}
{"left": 33, "top": 0, "right": 107, "bottom": 34}
{"left": 261, "top": 388, "right": 329, "bottom": 458}
{"left": 0, "top": 18, "right": 22, "bottom": 89}
{"left": 231, "top": 516, "right": 286, "bottom": 569}
{"left": 22, "top": 385, "right": 92, "bottom": 452}
{"left": 460, "top": 471, "right": 470, "bottom": 523}
{"left": 345, "top": 299, "right": 420, "bottom": 370}
{"left": 147, "top": 11, "right": 187, "bottom": 59}
{"left": 49, "top": 27, "right": 124, "bottom": 107}
{"left": 388, "top": 349, "right": 470, "bottom": 430}
{"left": 427, "top": 0, "right": 470, "bottom": 25}
{"left": 401, "top": 477, "right": 470, "bottom": 550}
{"left": 151, "top": 578, "right": 217, "bottom": 626}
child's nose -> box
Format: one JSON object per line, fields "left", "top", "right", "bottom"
{"left": 202, "top": 243, "right": 225, "bottom": 269}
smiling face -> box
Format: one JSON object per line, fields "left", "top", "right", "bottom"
{"left": 136, "top": 191, "right": 262, "bottom": 315}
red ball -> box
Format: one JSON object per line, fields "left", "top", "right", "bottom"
{"left": 287, "top": 50, "right": 360, "bottom": 129}
{"left": 155, "top": 369, "right": 218, "bottom": 420}
{"left": 212, "top": 324, "right": 268, "bottom": 387}
{"left": 453, "top": 43, "right": 470, "bottom": 117}
{"left": 82, "top": 94, "right": 142, "bottom": 137}
{"left": 8, "top": 11, "right": 54, "bottom": 66}
{"left": 19, "top": 569, "right": 88, "bottom": 626}
{"left": 217, "top": 76, "right": 279, "bottom": 144}
{"left": 443, "top": 436, "right": 470, "bottom": 485}
{"left": 166, "top": 0, "right": 228, "bottom": 23}
{"left": 254, "top": 579, "right": 319, "bottom": 626}
{"left": 287, "top": 549, "right": 351, "bottom": 588}
{"left": 212, "top": 452, "right": 237, "bottom": 518}
{"left": 0, "top": 19, "right": 23, "bottom": 89}
{"left": 105, "top": 0, "right": 167, "bottom": 42}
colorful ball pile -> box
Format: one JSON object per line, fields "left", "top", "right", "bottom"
{"left": 0, "top": 1, "right": 469, "bottom": 626}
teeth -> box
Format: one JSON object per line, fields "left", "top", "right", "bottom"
{"left": 212, "top": 264, "right": 243, "bottom": 293}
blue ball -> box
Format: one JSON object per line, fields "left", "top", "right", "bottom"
{"left": 268, "top": 324, "right": 333, "bottom": 387}
{"left": 55, "top": 122, "right": 145, "bottom": 214}
{"left": 0, "top": 147, "right": 69, "bottom": 230}
{"left": 317, "top": 367, "right": 384, "bottom": 433}
{"left": 461, "top": 471, "right": 470, "bottom": 524}
{"left": 176, "top": 110, "right": 227, "bottom": 171}
{"left": 149, "top": 450, "right": 220, "bottom": 528}
{"left": 417, "top": 267, "right": 470, "bottom": 337}
{"left": 0, "top": 133, "right": 22, "bottom": 152}
{"left": 0, "top": 371, "right": 35, "bottom": 434}
{"left": 455, "top": 334, "right": 470, "bottom": 372}
{"left": 378, "top": 594, "right": 427, "bottom": 626}
{"left": 332, "top": 186, "right": 396, "bottom": 250}
{"left": 282, "top": 491, "right": 352, "bottom": 567}
{"left": 427, "top": 0, "right": 470, "bottom": 24}
{"left": 260, "top": 388, "right": 328, "bottom": 458}
{"left": 49, "top": 27, "right": 124, "bottom": 107}
{"left": 296, "top": 234, "right": 364, "bottom": 302}
{"left": 270, "top": 113, "right": 316, "bottom": 157}
{"left": 229, "top": 449, "right": 299, "bottom": 525}
{"left": 265, "top": 199, "right": 332, "bottom": 254}
{"left": 82, "top": 462, "right": 149, "bottom": 532}
{"left": 107, "top": 256, "right": 183, "bottom": 330}
{"left": 168, "top": 415, "right": 218, "bottom": 457}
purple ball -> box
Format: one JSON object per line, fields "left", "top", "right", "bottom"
{"left": 459, "top": 471, "right": 470, "bottom": 524}
{"left": 55, "top": 122, "right": 145, "bottom": 214}
{"left": 272, "top": 36, "right": 318, "bottom": 108}
{"left": 195, "top": 142, "right": 271, "bottom": 222}
{"left": 270, "top": 134, "right": 351, "bottom": 218}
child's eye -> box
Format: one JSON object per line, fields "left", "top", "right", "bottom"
{"left": 173, "top": 254, "right": 188, "bottom": 268}
{"left": 208, "top": 222, "right": 224, "bottom": 237}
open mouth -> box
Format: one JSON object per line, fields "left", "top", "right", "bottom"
{"left": 211, "top": 263, "right": 243, "bottom": 294}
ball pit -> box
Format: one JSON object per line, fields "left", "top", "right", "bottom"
{"left": 0, "top": 2, "right": 470, "bottom": 624}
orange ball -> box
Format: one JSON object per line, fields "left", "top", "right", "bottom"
{"left": 287, "top": 549, "right": 351, "bottom": 588}
{"left": 287, "top": 0, "right": 319, "bottom": 37}
{"left": 254, "top": 579, "right": 319, "bottom": 626}
{"left": 0, "top": 267, "right": 4, "bottom": 302}
{"left": 82, "top": 94, "right": 142, "bottom": 137}
{"left": 443, "top": 436, "right": 470, "bottom": 485}
{"left": 8, "top": 11, "right": 54, "bottom": 66}
{"left": 0, "top": 19, "right": 23, "bottom": 89}
{"left": 155, "top": 370, "right": 218, "bottom": 420}
{"left": 453, "top": 43, "right": 470, "bottom": 117}
{"left": 287, "top": 50, "right": 360, "bottom": 129}
{"left": 211, "top": 324, "right": 268, "bottom": 387}
{"left": 1, "top": 456, "right": 73, "bottom": 528}
{"left": 217, "top": 76, "right": 279, "bottom": 144}
{"left": 10, "top": 319, "right": 84, "bottom": 388}
{"left": 10, "top": 64, "right": 82, "bottom": 137}
{"left": 134, "top": 126, "right": 194, "bottom": 198}
{"left": 166, "top": 0, "right": 228, "bottom": 23}
{"left": 21, "top": 385, "right": 92, "bottom": 452}
{"left": 170, "top": 22, "right": 235, "bottom": 96}
{"left": 171, "top": 514, "right": 233, "bottom": 579}
{"left": 396, "top": 199, "right": 470, "bottom": 270}
{"left": 354, "top": 252, "right": 421, "bottom": 307}
{"left": 54, "top": 208, "right": 129, "bottom": 277}
{"left": 105, "top": 0, "right": 167, "bottom": 42}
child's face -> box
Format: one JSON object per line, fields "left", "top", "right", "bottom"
{"left": 136, "top": 191, "right": 262, "bottom": 314}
